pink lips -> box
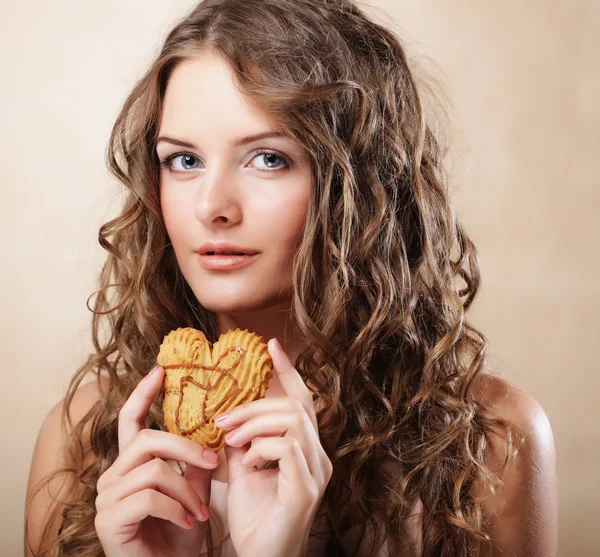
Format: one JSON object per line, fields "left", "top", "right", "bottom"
{"left": 198, "top": 253, "right": 258, "bottom": 270}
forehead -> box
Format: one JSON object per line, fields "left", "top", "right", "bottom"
{"left": 159, "top": 53, "right": 277, "bottom": 136}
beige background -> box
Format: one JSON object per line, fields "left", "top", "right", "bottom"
{"left": 1, "top": 1, "right": 598, "bottom": 555}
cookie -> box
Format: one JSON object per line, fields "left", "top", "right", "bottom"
{"left": 157, "top": 327, "right": 273, "bottom": 451}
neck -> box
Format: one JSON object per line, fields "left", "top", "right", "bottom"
{"left": 215, "top": 300, "right": 302, "bottom": 364}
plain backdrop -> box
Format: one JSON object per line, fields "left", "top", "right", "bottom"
{"left": 1, "top": 1, "right": 598, "bottom": 555}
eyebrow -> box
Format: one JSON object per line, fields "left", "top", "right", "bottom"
{"left": 156, "top": 131, "right": 287, "bottom": 149}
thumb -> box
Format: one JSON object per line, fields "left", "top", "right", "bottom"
{"left": 184, "top": 462, "right": 214, "bottom": 511}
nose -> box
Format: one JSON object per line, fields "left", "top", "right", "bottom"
{"left": 194, "top": 161, "right": 242, "bottom": 227}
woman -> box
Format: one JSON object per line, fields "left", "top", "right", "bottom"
{"left": 25, "top": 0, "right": 557, "bottom": 555}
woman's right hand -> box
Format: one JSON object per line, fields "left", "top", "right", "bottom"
{"left": 94, "top": 364, "right": 219, "bottom": 557}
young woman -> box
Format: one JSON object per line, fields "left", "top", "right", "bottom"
{"left": 25, "top": 0, "right": 557, "bottom": 556}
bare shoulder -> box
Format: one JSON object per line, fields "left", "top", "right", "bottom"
{"left": 25, "top": 377, "right": 110, "bottom": 556}
{"left": 471, "top": 373, "right": 558, "bottom": 557}
{"left": 473, "top": 373, "right": 553, "bottom": 436}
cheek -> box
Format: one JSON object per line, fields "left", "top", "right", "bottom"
{"left": 288, "top": 188, "right": 311, "bottom": 245}
{"left": 260, "top": 184, "right": 311, "bottom": 248}
{"left": 160, "top": 188, "right": 189, "bottom": 246}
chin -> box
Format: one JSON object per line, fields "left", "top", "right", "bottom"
{"left": 193, "top": 289, "right": 290, "bottom": 315}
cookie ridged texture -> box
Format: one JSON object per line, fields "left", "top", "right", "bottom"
{"left": 158, "top": 328, "right": 213, "bottom": 438}
{"left": 158, "top": 327, "right": 273, "bottom": 451}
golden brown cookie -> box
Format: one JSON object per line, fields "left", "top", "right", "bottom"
{"left": 158, "top": 327, "right": 273, "bottom": 451}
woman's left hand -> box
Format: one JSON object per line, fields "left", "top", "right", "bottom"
{"left": 215, "top": 338, "right": 332, "bottom": 557}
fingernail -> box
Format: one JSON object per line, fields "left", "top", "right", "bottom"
{"left": 140, "top": 365, "right": 158, "bottom": 383}
{"left": 203, "top": 449, "right": 219, "bottom": 464}
{"left": 149, "top": 364, "right": 161, "bottom": 377}
{"left": 214, "top": 413, "right": 229, "bottom": 424}
{"left": 225, "top": 430, "right": 238, "bottom": 443}
{"left": 201, "top": 503, "right": 211, "bottom": 519}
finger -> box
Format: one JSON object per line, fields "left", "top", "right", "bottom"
{"left": 184, "top": 463, "right": 213, "bottom": 518}
{"left": 224, "top": 412, "right": 301, "bottom": 446}
{"left": 95, "top": 489, "right": 194, "bottom": 541}
{"left": 223, "top": 412, "right": 318, "bottom": 472}
{"left": 216, "top": 396, "right": 318, "bottom": 433}
{"left": 104, "top": 429, "right": 219, "bottom": 487}
{"left": 95, "top": 457, "right": 208, "bottom": 521}
{"left": 224, "top": 443, "right": 256, "bottom": 479}
{"left": 267, "top": 338, "right": 315, "bottom": 417}
{"left": 241, "top": 437, "right": 315, "bottom": 500}
{"left": 118, "top": 364, "right": 164, "bottom": 452}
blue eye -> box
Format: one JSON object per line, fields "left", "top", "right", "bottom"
{"left": 158, "top": 150, "right": 292, "bottom": 174}
{"left": 159, "top": 153, "right": 200, "bottom": 171}
{"left": 253, "top": 151, "right": 290, "bottom": 171}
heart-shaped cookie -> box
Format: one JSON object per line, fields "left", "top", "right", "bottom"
{"left": 158, "top": 327, "right": 273, "bottom": 451}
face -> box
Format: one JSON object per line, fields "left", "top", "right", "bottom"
{"left": 157, "top": 52, "right": 312, "bottom": 315}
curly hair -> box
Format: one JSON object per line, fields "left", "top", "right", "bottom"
{"left": 26, "top": 1, "right": 521, "bottom": 555}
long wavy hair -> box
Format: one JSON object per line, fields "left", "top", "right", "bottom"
{"left": 27, "top": 0, "right": 521, "bottom": 555}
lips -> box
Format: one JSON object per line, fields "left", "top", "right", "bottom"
{"left": 197, "top": 242, "right": 259, "bottom": 256}
{"left": 204, "top": 250, "right": 247, "bottom": 255}
{"left": 198, "top": 252, "right": 259, "bottom": 271}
